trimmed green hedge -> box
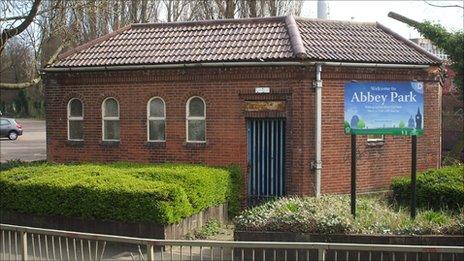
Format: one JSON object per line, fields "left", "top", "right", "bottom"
{"left": 0, "top": 162, "right": 242, "bottom": 224}
{"left": 391, "top": 165, "right": 464, "bottom": 211}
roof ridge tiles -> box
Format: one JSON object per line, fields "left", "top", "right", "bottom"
{"left": 131, "top": 16, "right": 287, "bottom": 29}
{"left": 285, "top": 15, "right": 307, "bottom": 59}
{"left": 295, "top": 17, "right": 377, "bottom": 26}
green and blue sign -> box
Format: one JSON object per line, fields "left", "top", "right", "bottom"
{"left": 344, "top": 81, "right": 424, "bottom": 136}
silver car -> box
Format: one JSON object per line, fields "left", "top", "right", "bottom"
{"left": 0, "top": 118, "right": 23, "bottom": 140}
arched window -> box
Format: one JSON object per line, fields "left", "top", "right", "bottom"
{"left": 147, "top": 97, "right": 166, "bottom": 141}
{"left": 186, "top": 96, "right": 206, "bottom": 142}
{"left": 102, "top": 97, "right": 120, "bottom": 141}
{"left": 67, "top": 98, "right": 83, "bottom": 140}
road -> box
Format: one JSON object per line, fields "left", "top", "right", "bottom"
{"left": 0, "top": 119, "right": 46, "bottom": 163}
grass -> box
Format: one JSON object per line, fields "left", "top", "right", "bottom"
{"left": 346, "top": 128, "right": 424, "bottom": 136}
{"left": 234, "top": 194, "right": 464, "bottom": 235}
{"left": 187, "top": 220, "right": 223, "bottom": 239}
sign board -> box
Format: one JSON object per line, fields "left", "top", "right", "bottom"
{"left": 344, "top": 81, "right": 424, "bottom": 136}
{"left": 244, "top": 101, "right": 285, "bottom": 112}
{"left": 255, "top": 87, "right": 270, "bottom": 94}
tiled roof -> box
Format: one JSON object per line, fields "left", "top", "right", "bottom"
{"left": 297, "top": 19, "right": 438, "bottom": 64}
{"left": 51, "top": 16, "right": 440, "bottom": 68}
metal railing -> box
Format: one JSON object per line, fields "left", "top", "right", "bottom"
{"left": 1, "top": 223, "right": 463, "bottom": 261}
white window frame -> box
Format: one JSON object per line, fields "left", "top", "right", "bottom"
{"left": 186, "top": 96, "right": 206, "bottom": 143}
{"left": 147, "top": 97, "right": 166, "bottom": 142}
{"left": 102, "top": 97, "right": 120, "bottom": 141}
{"left": 367, "top": 134, "right": 385, "bottom": 142}
{"left": 67, "top": 98, "right": 84, "bottom": 141}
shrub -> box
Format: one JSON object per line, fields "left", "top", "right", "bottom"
{"left": 391, "top": 165, "right": 464, "bottom": 210}
{"left": 189, "top": 219, "right": 222, "bottom": 239}
{"left": 234, "top": 195, "right": 463, "bottom": 235}
{"left": 0, "top": 163, "right": 242, "bottom": 224}
{"left": 0, "top": 160, "right": 45, "bottom": 172}
{"left": 226, "top": 165, "right": 244, "bottom": 217}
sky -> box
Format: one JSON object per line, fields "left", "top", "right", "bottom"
{"left": 300, "top": 0, "right": 464, "bottom": 39}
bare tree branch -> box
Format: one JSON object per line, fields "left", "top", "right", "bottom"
{"left": 0, "top": 42, "right": 64, "bottom": 90}
{"left": 0, "top": 6, "right": 54, "bottom": 22}
{"left": 0, "top": 77, "right": 41, "bottom": 89}
{"left": 423, "top": 0, "right": 464, "bottom": 9}
{"left": 1, "top": 0, "right": 42, "bottom": 54}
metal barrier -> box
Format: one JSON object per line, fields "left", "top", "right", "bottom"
{"left": 1, "top": 223, "right": 463, "bottom": 261}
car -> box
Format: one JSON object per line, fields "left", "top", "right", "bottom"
{"left": 0, "top": 118, "right": 23, "bottom": 140}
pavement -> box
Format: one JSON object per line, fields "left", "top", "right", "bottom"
{"left": 0, "top": 118, "right": 46, "bottom": 163}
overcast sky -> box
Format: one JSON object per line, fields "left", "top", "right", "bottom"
{"left": 300, "top": 0, "right": 463, "bottom": 39}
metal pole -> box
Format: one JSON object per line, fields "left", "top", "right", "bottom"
{"left": 20, "top": 231, "right": 28, "bottom": 261}
{"left": 318, "top": 247, "right": 326, "bottom": 261}
{"left": 317, "top": 0, "right": 328, "bottom": 19}
{"left": 351, "top": 134, "right": 357, "bottom": 218}
{"left": 411, "top": 135, "right": 417, "bottom": 219}
{"left": 147, "top": 243, "right": 154, "bottom": 261}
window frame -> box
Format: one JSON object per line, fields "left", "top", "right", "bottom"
{"left": 0, "top": 119, "right": 10, "bottom": 126}
{"left": 186, "top": 96, "right": 206, "bottom": 143}
{"left": 367, "top": 134, "right": 385, "bottom": 143}
{"left": 101, "top": 97, "right": 120, "bottom": 142}
{"left": 147, "top": 97, "right": 166, "bottom": 142}
{"left": 67, "top": 98, "right": 84, "bottom": 141}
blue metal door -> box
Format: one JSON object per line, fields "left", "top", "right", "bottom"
{"left": 247, "top": 118, "right": 286, "bottom": 205}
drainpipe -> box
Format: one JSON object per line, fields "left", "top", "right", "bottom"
{"left": 314, "top": 64, "right": 323, "bottom": 197}
{"left": 317, "top": 0, "right": 328, "bottom": 19}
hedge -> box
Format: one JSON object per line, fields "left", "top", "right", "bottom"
{"left": 391, "top": 165, "right": 464, "bottom": 211}
{"left": 0, "top": 162, "right": 242, "bottom": 224}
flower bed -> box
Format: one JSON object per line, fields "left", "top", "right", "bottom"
{"left": 234, "top": 195, "right": 463, "bottom": 235}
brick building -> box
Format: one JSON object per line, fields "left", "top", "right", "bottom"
{"left": 44, "top": 16, "right": 442, "bottom": 201}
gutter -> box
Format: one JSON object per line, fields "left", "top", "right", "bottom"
{"left": 42, "top": 62, "right": 302, "bottom": 72}
{"left": 42, "top": 61, "right": 430, "bottom": 73}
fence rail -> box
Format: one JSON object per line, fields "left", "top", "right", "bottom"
{"left": 1, "top": 223, "right": 463, "bottom": 261}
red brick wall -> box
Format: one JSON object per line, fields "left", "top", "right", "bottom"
{"left": 44, "top": 65, "right": 441, "bottom": 197}
{"left": 320, "top": 67, "right": 441, "bottom": 194}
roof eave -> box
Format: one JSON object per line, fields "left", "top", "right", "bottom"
{"left": 42, "top": 59, "right": 433, "bottom": 73}
{"left": 375, "top": 22, "right": 443, "bottom": 64}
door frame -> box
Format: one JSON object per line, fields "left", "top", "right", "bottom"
{"left": 246, "top": 117, "right": 286, "bottom": 205}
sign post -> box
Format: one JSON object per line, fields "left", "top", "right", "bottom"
{"left": 351, "top": 134, "right": 357, "bottom": 217}
{"left": 411, "top": 135, "right": 417, "bottom": 219}
{"left": 344, "top": 81, "right": 424, "bottom": 219}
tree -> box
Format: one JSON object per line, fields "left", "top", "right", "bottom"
{"left": 388, "top": 12, "right": 463, "bottom": 101}
{"left": 344, "top": 121, "right": 351, "bottom": 133}
{"left": 357, "top": 119, "right": 366, "bottom": 129}
{"left": 399, "top": 120, "right": 406, "bottom": 128}
{"left": 388, "top": 11, "right": 464, "bottom": 162}
{"left": 0, "top": 0, "right": 42, "bottom": 54}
